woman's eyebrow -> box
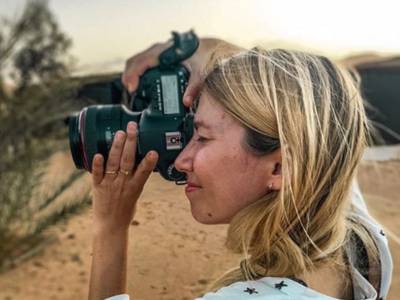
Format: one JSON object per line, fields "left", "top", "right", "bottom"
{"left": 194, "top": 119, "right": 212, "bottom": 130}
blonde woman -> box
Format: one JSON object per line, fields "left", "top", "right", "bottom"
{"left": 88, "top": 38, "right": 393, "bottom": 300}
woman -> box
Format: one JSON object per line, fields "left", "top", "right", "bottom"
{"left": 88, "top": 38, "right": 392, "bottom": 300}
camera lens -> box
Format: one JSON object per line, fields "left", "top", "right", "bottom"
{"left": 68, "top": 105, "right": 140, "bottom": 172}
{"left": 68, "top": 111, "right": 85, "bottom": 169}
{"left": 68, "top": 108, "right": 93, "bottom": 170}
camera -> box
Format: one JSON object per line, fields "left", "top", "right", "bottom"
{"left": 68, "top": 31, "right": 199, "bottom": 184}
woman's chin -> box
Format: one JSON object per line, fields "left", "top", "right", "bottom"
{"left": 186, "top": 193, "right": 231, "bottom": 224}
{"left": 190, "top": 206, "right": 214, "bottom": 224}
{"left": 190, "top": 206, "right": 230, "bottom": 225}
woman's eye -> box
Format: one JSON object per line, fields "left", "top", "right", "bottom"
{"left": 193, "top": 129, "right": 209, "bottom": 143}
{"left": 196, "top": 136, "right": 208, "bottom": 143}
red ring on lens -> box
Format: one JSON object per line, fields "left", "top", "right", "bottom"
{"left": 79, "top": 109, "right": 90, "bottom": 171}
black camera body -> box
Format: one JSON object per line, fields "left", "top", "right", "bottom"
{"left": 69, "top": 31, "right": 199, "bottom": 184}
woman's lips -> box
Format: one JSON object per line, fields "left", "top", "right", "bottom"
{"left": 185, "top": 183, "right": 201, "bottom": 193}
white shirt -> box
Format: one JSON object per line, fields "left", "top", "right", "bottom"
{"left": 105, "top": 182, "right": 393, "bottom": 300}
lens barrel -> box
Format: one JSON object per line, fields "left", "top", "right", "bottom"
{"left": 68, "top": 111, "right": 85, "bottom": 169}
{"left": 68, "top": 105, "right": 140, "bottom": 172}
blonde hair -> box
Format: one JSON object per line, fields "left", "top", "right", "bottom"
{"left": 201, "top": 48, "right": 377, "bottom": 291}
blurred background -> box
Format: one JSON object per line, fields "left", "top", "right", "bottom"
{"left": 0, "top": 0, "right": 398, "bottom": 299}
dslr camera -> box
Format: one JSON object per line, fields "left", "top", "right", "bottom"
{"left": 68, "top": 31, "right": 199, "bottom": 184}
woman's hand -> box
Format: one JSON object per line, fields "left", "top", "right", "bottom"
{"left": 122, "top": 37, "right": 243, "bottom": 108}
{"left": 90, "top": 121, "right": 159, "bottom": 234}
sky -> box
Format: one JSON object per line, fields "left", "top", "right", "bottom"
{"left": 1, "top": 0, "right": 400, "bottom": 76}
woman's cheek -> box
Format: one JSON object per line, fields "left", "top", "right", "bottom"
{"left": 193, "top": 145, "right": 211, "bottom": 166}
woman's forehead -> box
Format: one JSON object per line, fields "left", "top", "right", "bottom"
{"left": 194, "top": 94, "right": 239, "bottom": 133}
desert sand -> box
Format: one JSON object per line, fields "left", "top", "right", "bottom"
{"left": 0, "top": 151, "right": 398, "bottom": 300}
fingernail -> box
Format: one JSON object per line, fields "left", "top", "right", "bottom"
{"left": 128, "top": 121, "right": 137, "bottom": 130}
{"left": 148, "top": 151, "right": 156, "bottom": 159}
{"left": 115, "top": 131, "right": 124, "bottom": 139}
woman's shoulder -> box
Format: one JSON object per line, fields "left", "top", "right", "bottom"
{"left": 350, "top": 180, "right": 393, "bottom": 298}
{"left": 195, "top": 277, "right": 337, "bottom": 300}
{"left": 103, "top": 277, "right": 333, "bottom": 300}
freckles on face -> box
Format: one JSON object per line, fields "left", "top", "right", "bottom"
{"left": 183, "top": 92, "right": 270, "bottom": 225}
{"left": 191, "top": 121, "right": 267, "bottom": 224}
{"left": 199, "top": 139, "right": 266, "bottom": 223}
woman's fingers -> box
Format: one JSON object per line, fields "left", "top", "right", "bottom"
{"left": 122, "top": 41, "right": 172, "bottom": 93}
{"left": 119, "top": 122, "right": 138, "bottom": 174}
{"left": 92, "top": 154, "right": 104, "bottom": 185}
{"left": 106, "top": 131, "right": 126, "bottom": 174}
{"left": 183, "top": 72, "right": 204, "bottom": 108}
{"left": 122, "top": 56, "right": 156, "bottom": 93}
{"left": 131, "top": 151, "right": 159, "bottom": 190}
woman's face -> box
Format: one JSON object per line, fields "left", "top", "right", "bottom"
{"left": 174, "top": 93, "right": 281, "bottom": 224}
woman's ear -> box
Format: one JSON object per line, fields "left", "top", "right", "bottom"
{"left": 273, "top": 162, "right": 281, "bottom": 175}
{"left": 266, "top": 149, "right": 282, "bottom": 191}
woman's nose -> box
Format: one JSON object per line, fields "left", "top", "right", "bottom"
{"left": 174, "top": 142, "right": 194, "bottom": 173}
